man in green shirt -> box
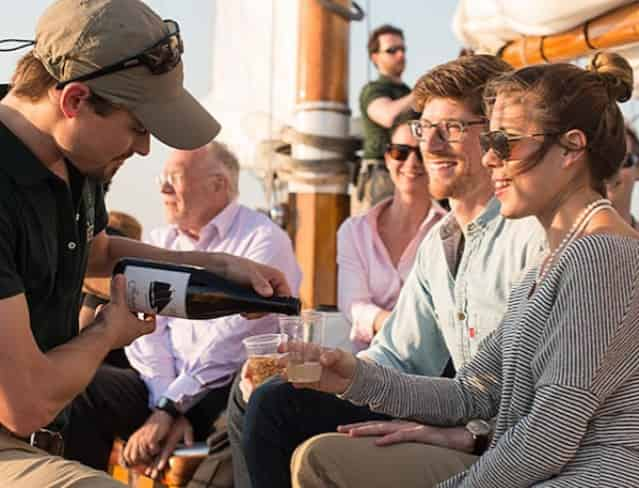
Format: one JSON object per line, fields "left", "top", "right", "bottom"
{"left": 355, "top": 24, "right": 415, "bottom": 212}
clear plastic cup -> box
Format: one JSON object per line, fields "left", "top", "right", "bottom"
{"left": 242, "top": 333, "right": 286, "bottom": 386}
{"left": 279, "top": 310, "right": 325, "bottom": 383}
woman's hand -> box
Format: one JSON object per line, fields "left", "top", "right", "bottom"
{"left": 284, "top": 347, "right": 358, "bottom": 395}
{"left": 337, "top": 420, "right": 475, "bottom": 452}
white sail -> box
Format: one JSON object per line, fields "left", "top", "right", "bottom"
{"left": 201, "top": 0, "right": 299, "bottom": 180}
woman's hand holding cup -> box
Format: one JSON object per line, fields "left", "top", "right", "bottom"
{"left": 278, "top": 342, "right": 358, "bottom": 395}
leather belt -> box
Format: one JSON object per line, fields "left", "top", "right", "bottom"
{"left": 0, "top": 426, "right": 64, "bottom": 456}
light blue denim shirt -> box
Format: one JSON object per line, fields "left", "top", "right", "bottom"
{"left": 361, "top": 197, "right": 546, "bottom": 375}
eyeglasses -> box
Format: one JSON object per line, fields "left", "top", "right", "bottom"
{"left": 622, "top": 152, "right": 639, "bottom": 168}
{"left": 381, "top": 45, "right": 406, "bottom": 55}
{"left": 56, "top": 20, "right": 183, "bottom": 89}
{"left": 479, "top": 130, "right": 559, "bottom": 161}
{"left": 408, "top": 118, "right": 486, "bottom": 143}
{"left": 386, "top": 143, "right": 422, "bottom": 162}
{"left": 156, "top": 172, "right": 184, "bottom": 188}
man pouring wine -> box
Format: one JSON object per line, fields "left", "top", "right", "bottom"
{"left": 64, "top": 141, "right": 302, "bottom": 479}
{"left": 0, "top": 1, "right": 294, "bottom": 486}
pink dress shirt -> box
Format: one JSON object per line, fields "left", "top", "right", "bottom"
{"left": 337, "top": 198, "right": 446, "bottom": 351}
{"left": 125, "top": 200, "right": 302, "bottom": 410}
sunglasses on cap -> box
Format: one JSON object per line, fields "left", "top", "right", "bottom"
{"left": 479, "top": 130, "right": 559, "bottom": 160}
{"left": 381, "top": 45, "right": 406, "bottom": 55}
{"left": 386, "top": 143, "right": 422, "bottom": 162}
{"left": 55, "top": 19, "right": 183, "bottom": 89}
{"left": 622, "top": 152, "right": 639, "bottom": 168}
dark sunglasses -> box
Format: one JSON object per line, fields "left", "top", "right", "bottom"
{"left": 386, "top": 143, "right": 422, "bottom": 162}
{"left": 479, "top": 130, "right": 558, "bottom": 160}
{"left": 622, "top": 152, "right": 639, "bottom": 168}
{"left": 381, "top": 45, "right": 406, "bottom": 55}
{"left": 56, "top": 19, "right": 183, "bottom": 89}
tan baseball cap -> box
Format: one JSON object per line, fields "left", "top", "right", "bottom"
{"left": 33, "top": 0, "right": 220, "bottom": 149}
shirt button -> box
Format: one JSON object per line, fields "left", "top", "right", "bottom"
{"left": 67, "top": 241, "right": 77, "bottom": 250}
{"left": 457, "top": 312, "right": 466, "bottom": 321}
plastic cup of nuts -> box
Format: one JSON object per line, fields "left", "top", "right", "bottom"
{"left": 242, "top": 333, "right": 287, "bottom": 386}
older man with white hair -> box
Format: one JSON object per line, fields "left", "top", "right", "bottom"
{"left": 65, "top": 142, "right": 302, "bottom": 479}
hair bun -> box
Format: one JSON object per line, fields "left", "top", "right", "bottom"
{"left": 587, "top": 51, "right": 634, "bottom": 103}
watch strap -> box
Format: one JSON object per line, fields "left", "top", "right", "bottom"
{"left": 156, "top": 396, "right": 180, "bottom": 419}
{"left": 471, "top": 431, "right": 490, "bottom": 455}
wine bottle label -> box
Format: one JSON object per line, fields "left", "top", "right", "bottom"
{"left": 122, "top": 265, "right": 189, "bottom": 317}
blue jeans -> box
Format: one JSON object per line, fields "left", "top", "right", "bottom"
{"left": 237, "top": 377, "right": 390, "bottom": 488}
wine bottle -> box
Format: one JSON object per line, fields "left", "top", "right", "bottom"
{"left": 112, "top": 258, "right": 301, "bottom": 319}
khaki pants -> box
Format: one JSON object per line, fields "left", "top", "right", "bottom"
{"left": 291, "top": 433, "right": 477, "bottom": 488}
{"left": 0, "top": 431, "right": 124, "bottom": 487}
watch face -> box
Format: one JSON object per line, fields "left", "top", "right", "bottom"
{"left": 466, "top": 419, "right": 491, "bottom": 436}
{"left": 156, "top": 396, "right": 180, "bottom": 418}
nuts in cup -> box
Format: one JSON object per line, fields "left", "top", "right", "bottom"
{"left": 243, "top": 333, "right": 286, "bottom": 387}
{"left": 247, "top": 355, "right": 284, "bottom": 386}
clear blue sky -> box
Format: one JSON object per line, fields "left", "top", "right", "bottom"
{"left": 0, "top": 1, "right": 462, "bottom": 236}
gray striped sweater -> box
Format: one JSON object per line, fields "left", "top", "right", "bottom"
{"left": 342, "top": 234, "right": 639, "bottom": 487}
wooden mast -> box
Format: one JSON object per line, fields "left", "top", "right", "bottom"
{"left": 500, "top": 3, "right": 639, "bottom": 67}
{"left": 291, "top": 0, "right": 352, "bottom": 308}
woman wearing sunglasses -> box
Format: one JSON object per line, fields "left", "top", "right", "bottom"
{"left": 338, "top": 112, "right": 446, "bottom": 351}
{"left": 606, "top": 125, "right": 639, "bottom": 230}
{"left": 289, "top": 52, "right": 639, "bottom": 487}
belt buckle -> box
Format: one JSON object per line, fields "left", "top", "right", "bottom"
{"left": 29, "top": 429, "right": 64, "bottom": 456}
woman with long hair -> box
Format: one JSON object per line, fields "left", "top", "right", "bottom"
{"left": 289, "top": 52, "right": 639, "bottom": 487}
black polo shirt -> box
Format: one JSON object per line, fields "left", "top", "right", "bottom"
{"left": 0, "top": 104, "right": 107, "bottom": 430}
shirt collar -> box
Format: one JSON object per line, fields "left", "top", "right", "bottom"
{"left": 377, "top": 74, "right": 405, "bottom": 86}
{"left": 177, "top": 199, "right": 240, "bottom": 245}
{"left": 439, "top": 196, "right": 502, "bottom": 239}
{"left": 208, "top": 199, "right": 240, "bottom": 240}
{"left": 425, "top": 200, "right": 448, "bottom": 228}
{"left": 367, "top": 197, "right": 445, "bottom": 234}
{"left": 366, "top": 197, "right": 393, "bottom": 233}
{"left": 0, "top": 120, "right": 53, "bottom": 186}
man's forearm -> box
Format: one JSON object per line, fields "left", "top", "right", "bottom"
{"left": 368, "top": 92, "right": 415, "bottom": 128}
{"left": 389, "top": 92, "right": 415, "bottom": 119}
{"left": 19, "top": 320, "right": 115, "bottom": 434}
{"left": 89, "top": 235, "right": 230, "bottom": 278}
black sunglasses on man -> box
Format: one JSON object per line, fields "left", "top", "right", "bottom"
{"left": 55, "top": 19, "right": 183, "bottom": 89}
{"left": 381, "top": 45, "right": 406, "bottom": 55}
